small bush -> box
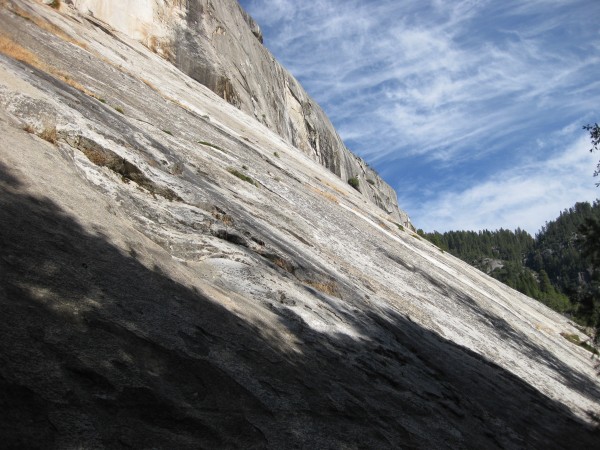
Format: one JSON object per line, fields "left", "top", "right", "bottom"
{"left": 49, "top": 0, "right": 61, "bottom": 9}
{"left": 367, "top": 179, "right": 375, "bottom": 185}
{"left": 580, "top": 341, "right": 599, "bottom": 355}
{"left": 23, "top": 124, "right": 58, "bottom": 144}
{"left": 170, "top": 162, "right": 184, "bottom": 175}
{"left": 348, "top": 176, "right": 360, "bottom": 191}
{"left": 114, "top": 106, "right": 124, "bottom": 114}
{"left": 561, "top": 332, "right": 599, "bottom": 355}
{"left": 77, "top": 137, "right": 181, "bottom": 201}
{"left": 227, "top": 168, "right": 256, "bottom": 186}
{"left": 304, "top": 280, "right": 341, "bottom": 298}
{"left": 162, "top": 129, "right": 173, "bottom": 136}
{"left": 86, "top": 150, "right": 110, "bottom": 166}
{"left": 396, "top": 223, "right": 404, "bottom": 231}
{"left": 212, "top": 208, "right": 234, "bottom": 226}
{"left": 39, "top": 126, "right": 58, "bottom": 144}
{"left": 260, "top": 252, "right": 294, "bottom": 273}
{"left": 274, "top": 151, "right": 280, "bottom": 158}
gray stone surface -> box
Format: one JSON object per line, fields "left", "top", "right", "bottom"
{"left": 0, "top": 1, "right": 598, "bottom": 448}
{"left": 70, "top": 0, "right": 409, "bottom": 224}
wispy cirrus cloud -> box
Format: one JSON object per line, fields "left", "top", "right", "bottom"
{"left": 240, "top": 0, "right": 600, "bottom": 233}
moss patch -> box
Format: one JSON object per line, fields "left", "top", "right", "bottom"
{"left": 227, "top": 168, "right": 256, "bottom": 186}
{"left": 76, "top": 136, "right": 181, "bottom": 201}
{"left": 561, "top": 333, "right": 599, "bottom": 355}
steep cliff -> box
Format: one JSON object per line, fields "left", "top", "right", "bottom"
{"left": 0, "top": 1, "right": 599, "bottom": 448}
{"left": 71, "top": 0, "right": 408, "bottom": 224}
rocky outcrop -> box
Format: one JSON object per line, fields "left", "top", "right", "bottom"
{"left": 69, "top": 0, "right": 409, "bottom": 224}
{"left": 0, "top": 1, "right": 598, "bottom": 448}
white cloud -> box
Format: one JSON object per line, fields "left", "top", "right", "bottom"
{"left": 241, "top": 0, "right": 600, "bottom": 232}
{"left": 405, "top": 135, "right": 599, "bottom": 234}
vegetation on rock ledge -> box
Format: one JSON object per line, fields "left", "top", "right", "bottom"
{"left": 348, "top": 176, "right": 360, "bottom": 191}
{"left": 227, "top": 167, "right": 256, "bottom": 186}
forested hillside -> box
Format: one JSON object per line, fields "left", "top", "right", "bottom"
{"left": 424, "top": 201, "right": 600, "bottom": 334}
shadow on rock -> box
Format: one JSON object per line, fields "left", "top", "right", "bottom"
{"left": 0, "top": 162, "right": 598, "bottom": 449}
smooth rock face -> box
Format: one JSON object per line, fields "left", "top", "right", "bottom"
{"left": 0, "top": 1, "right": 599, "bottom": 448}
{"left": 70, "top": 0, "right": 409, "bottom": 224}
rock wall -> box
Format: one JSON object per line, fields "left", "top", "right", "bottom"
{"left": 70, "top": 0, "right": 410, "bottom": 225}
{"left": 0, "top": 2, "right": 599, "bottom": 447}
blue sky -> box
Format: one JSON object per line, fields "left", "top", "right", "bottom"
{"left": 239, "top": 0, "right": 600, "bottom": 234}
